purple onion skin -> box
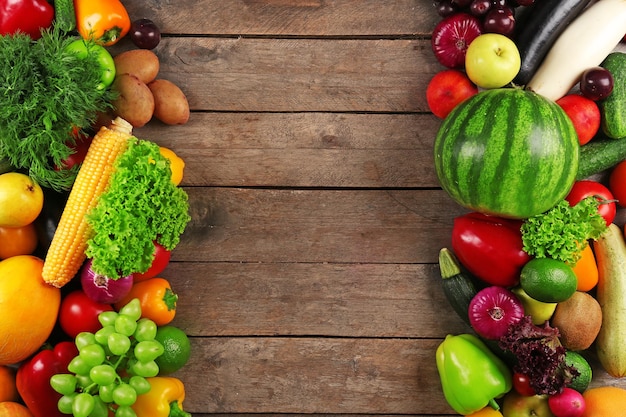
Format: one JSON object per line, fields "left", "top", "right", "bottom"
{"left": 469, "top": 286, "right": 525, "bottom": 340}
{"left": 80, "top": 259, "right": 134, "bottom": 304}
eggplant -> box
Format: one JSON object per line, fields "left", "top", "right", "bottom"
{"left": 34, "top": 187, "right": 69, "bottom": 258}
{"left": 513, "top": 0, "right": 593, "bottom": 86}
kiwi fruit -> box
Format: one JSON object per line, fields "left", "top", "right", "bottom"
{"left": 551, "top": 291, "right": 602, "bottom": 351}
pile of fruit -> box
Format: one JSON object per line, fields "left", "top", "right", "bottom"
{"left": 0, "top": 1, "right": 194, "bottom": 417}
{"left": 428, "top": 0, "right": 626, "bottom": 416}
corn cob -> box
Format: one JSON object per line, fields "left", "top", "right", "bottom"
{"left": 42, "top": 117, "right": 133, "bottom": 288}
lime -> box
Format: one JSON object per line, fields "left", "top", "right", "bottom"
{"left": 520, "top": 258, "right": 578, "bottom": 303}
{"left": 564, "top": 350, "right": 592, "bottom": 393}
{"left": 154, "top": 325, "right": 191, "bottom": 375}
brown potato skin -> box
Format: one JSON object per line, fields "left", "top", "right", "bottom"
{"left": 112, "top": 74, "right": 155, "bottom": 128}
{"left": 114, "top": 50, "right": 160, "bottom": 84}
{"left": 148, "top": 79, "right": 190, "bottom": 125}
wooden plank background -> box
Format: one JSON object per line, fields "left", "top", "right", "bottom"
{"left": 114, "top": 1, "right": 626, "bottom": 415}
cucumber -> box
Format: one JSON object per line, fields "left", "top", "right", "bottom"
{"left": 593, "top": 224, "right": 626, "bottom": 377}
{"left": 513, "top": 0, "right": 592, "bottom": 86}
{"left": 576, "top": 136, "right": 626, "bottom": 180}
{"left": 54, "top": 0, "right": 76, "bottom": 33}
{"left": 600, "top": 52, "right": 626, "bottom": 139}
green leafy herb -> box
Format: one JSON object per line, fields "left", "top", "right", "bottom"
{"left": 521, "top": 197, "right": 607, "bottom": 265}
{"left": 0, "top": 29, "right": 115, "bottom": 190}
{"left": 85, "top": 139, "right": 191, "bottom": 278}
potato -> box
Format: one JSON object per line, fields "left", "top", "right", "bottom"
{"left": 111, "top": 74, "right": 155, "bottom": 128}
{"left": 113, "top": 49, "right": 160, "bottom": 84}
{"left": 148, "top": 79, "right": 190, "bottom": 125}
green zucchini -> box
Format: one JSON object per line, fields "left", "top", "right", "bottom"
{"left": 54, "top": 0, "right": 76, "bottom": 33}
{"left": 438, "top": 248, "right": 478, "bottom": 327}
{"left": 600, "top": 52, "right": 626, "bottom": 139}
{"left": 576, "top": 136, "right": 626, "bottom": 180}
{"left": 438, "top": 248, "right": 514, "bottom": 364}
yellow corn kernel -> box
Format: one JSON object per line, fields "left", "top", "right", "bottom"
{"left": 42, "top": 117, "right": 133, "bottom": 288}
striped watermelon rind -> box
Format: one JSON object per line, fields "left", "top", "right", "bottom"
{"left": 434, "top": 88, "right": 579, "bottom": 219}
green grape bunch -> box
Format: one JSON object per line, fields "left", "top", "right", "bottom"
{"left": 50, "top": 298, "right": 165, "bottom": 417}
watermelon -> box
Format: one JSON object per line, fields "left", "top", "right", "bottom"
{"left": 434, "top": 88, "right": 579, "bottom": 219}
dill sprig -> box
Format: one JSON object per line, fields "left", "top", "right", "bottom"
{"left": 0, "top": 29, "right": 115, "bottom": 191}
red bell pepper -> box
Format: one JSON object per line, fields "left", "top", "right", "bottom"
{"left": 0, "top": 0, "right": 55, "bottom": 40}
{"left": 451, "top": 212, "right": 531, "bottom": 287}
{"left": 16, "top": 341, "right": 79, "bottom": 417}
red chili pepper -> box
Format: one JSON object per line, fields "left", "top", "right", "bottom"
{"left": 451, "top": 212, "right": 531, "bottom": 287}
{"left": 0, "top": 0, "right": 55, "bottom": 40}
{"left": 16, "top": 341, "right": 79, "bottom": 417}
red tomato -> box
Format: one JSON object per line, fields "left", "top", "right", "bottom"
{"left": 59, "top": 131, "right": 93, "bottom": 170}
{"left": 512, "top": 372, "right": 536, "bottom": 396}
{"left": 58, "top": 290, "right": 113, "bottom": 338}
{"left": 426, "top": 69, "right": 478, "bottom": 119}
{"left": 609, "top": 160, "right": 626, "bottom": 208}
{"left": 565, "top": 180, "right": 616, "bottom": 226}
{"left": 133, "top": 241, "right": 171, "bottom": 282}
{"left": 556, "top": 94, "right": 600, "bottom": 146}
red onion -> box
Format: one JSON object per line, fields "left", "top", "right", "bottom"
{"left": 80, "top": 259, "right": 133, "bottom": 304}
{"left": 469, "top": 286, "right": 525, "bottom": 340}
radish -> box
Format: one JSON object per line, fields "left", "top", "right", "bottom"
{"left": 548, "top": 387, "right": 586, "bottom": 417}
{"left": 468, "top": 286, "right": 525, "bottom": 340}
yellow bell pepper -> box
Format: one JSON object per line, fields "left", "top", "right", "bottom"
{"left": 132, "top": 377, "right": 191, "bottom": 417}
{"left": 74, "top": 0, "right": 131, "bottom": 46}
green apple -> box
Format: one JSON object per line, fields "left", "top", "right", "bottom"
{"left": 511, "top": 287, "right": 557, "bottom": 325}
{"left": 465, "top": 33, "right": 521, "bottom": 89}
{"left": 502, "top": 391, "right": 555, "bottom": 417}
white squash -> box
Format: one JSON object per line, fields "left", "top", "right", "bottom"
{"left": 526, "top": 0, "right": 626, "bottom": 101}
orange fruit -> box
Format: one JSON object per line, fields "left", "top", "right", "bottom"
{"left": 0, "top": 366, "right": 18, "bottom": 402}
{"left": 0, "top": 223, "right": 39, "bottom": 260}
{"left": 571, "top": 244, "right": 599, "bottom": 292}
{"left": 159, "top": 146, "right": 185, "bottom": 186}
{"left": 581, "top": 386, "right": 626, "bottom": 417}
{"left": 0, "top": 256, "right": 60, "bottom": 365}
{"left": 467, "top": 406, "right": 504, "bottom": 417}
{"left": 0, "top": 402, "right": 34, "bottom": 417}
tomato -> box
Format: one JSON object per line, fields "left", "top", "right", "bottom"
{"left": 556, "top": 94, "right": 601, "bottom": 146}
{"left": 60, "top": 131, "right": 93, "bottom": 170}
{"left": 565, "top": 180, "right": 616, "bottom": 226}
{"left": 0, "top": 223, "right": 38, "bottom": 259}
{"left": 58, "top": 290, "right": 114, "bottom": 338}
{"left": 609, "top": 160, "right": 626, "bottom": 208}
{"left": 426, "top": 69, "right": 478, "bottom": 119}
{"left": 512, "top": 372, "right": 536, "bottom": 396}
{"left": 132, "top": 241, "right": 171, "bottom": 282}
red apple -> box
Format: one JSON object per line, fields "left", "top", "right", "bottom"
{"left": 548, "top": 388, "right": 585, "bottom": 417}
{"left": 431, "top": 13, "right": 483, "bottom": 69}
{"left": 426, "top": 69, "right": 478, "bottom": 118}
{"left": 556, "top": 94, "right": 600, "bottom": 146}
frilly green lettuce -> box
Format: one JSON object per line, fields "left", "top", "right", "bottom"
{"left": 521, "top": 197, "right": 607, "bottom": 265}
{"left": 85, "top": 138, "right": 191, "bottom": 278}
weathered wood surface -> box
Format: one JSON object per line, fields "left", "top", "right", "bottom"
{"left": 118, "top": 1, "right": 626, "bottom": 416}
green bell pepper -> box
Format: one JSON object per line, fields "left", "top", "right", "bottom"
{"left": 436, "top": 333, "right": 512, "bottom": 415}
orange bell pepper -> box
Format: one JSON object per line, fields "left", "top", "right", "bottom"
{"left": 131, "top": 377, "right": 190, "bottom": 417}
{"left": 571, "top": 243, "right": 599, "bottom": 292}
{"left": 74, "top": 0, "right": 131, "bottom": 46}
{"left": 114, "top": 277, "right": 178, "bottom": 326}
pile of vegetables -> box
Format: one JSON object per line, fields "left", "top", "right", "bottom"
{"left": 429, "top": 0, "right": 626, "bottom": 415}
{"left": 0, "top": 1, "right": 195, "bottom": 416}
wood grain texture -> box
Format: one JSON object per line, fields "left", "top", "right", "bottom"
{"left": 124, "top": 0, "right": 439, "bottom": 36}
{"left": 108, "top": 1, "right": 626, "bottom": 416}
